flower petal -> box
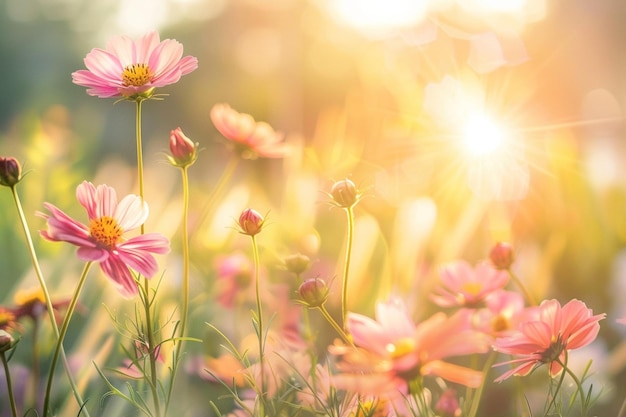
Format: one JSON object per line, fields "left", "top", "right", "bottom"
{"left": 114, "top": 194, "right": 148, "bottom": 231}
{"left": 100, "top": 256, "right": 138, "bottom": 298}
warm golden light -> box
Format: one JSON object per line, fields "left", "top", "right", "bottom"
{"left": 328, "top": 0, "right": 428, "bottom": 36}
{"left": 463, "top": 113, "right": 505, "bottom": 156}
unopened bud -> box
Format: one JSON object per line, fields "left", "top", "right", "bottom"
{"left": 168, "top": 127, "right": 198, "bottom": 167}
{"left": 0, "top": 157, "right": 22, "bottom": 187}
{"left": 298, "top": 278, "right": 329, "bottom": 308}
{"left": 0, "top": 330, "right": 14, "bottom": 353}
{"left": 238, "top": 208, "right": 265, "bottom": 236}
{"left": 283, "top": 253, "right": 311, "bottom": 275}
{"left": 329, "top": 179, "right": 359, "bottom": 208}
{"left": 435, "top": 389, "right": 461, "bottom": 417}
{"left": 489, "top": 242, "right": 515, "bottom": 270}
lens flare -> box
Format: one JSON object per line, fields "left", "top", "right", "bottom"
{"left": 463, "top": 113, "right": 505, "bottom": 156}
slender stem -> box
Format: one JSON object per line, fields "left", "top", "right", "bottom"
{"left": 316, "top": 305, "right": 354, "bottom": 347}
{"left": 140, "top": 279, "right": 161, "bottom": 417}
{"left": 466, "top": 351, "right": 497, "bottom": 417}
{"left": 559, "top": 356, "right": 589, "bottom": 417}
{"left": 134, "top": 98, "right": 161, "bottom": 417}
{"left": 192, "top": 154, "right": 238, "bottom": 230}
{"left": 341, "top": 206, "right": 355, "bottom": 331}
{"left": 177, "top": 165, "right": 190, "bottom": 349}
{"left": 251, "top": 235, "right": 266, "bottom": 416}
{"left": 507, "top": 269, "right": 537, "bottom": 306}
{"left": 43, "top": 261, "right": 93, "bottom": 417}
{"left": 166, "top": 165, "right": 191, "bottom": 414}
{"left": 1, "top": 351, "right": 19, "bottom": 417}
{"left": 10, "top": 185, "right": 90, "bottom": 415}
{"left": 135, "top": 99, "right": 146, "bottom": 207}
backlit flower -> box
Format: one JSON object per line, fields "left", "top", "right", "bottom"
{"left": 0, "top": 156, "right": 22, "bottom": 187}
{"left": 238, "top": 208, "right": 265, "bottom": 236}
{"left": 38, "top": 181, "right": 170, "bottom": 297}
{"left": 330, "top": 298, "right": 490, "bottom": 394}
{"left": 168, "top": 127, "right": 198, "bottom": 167}
{"left": 210, "top": 103, "right": 289, "bottom": 159}
{"left": 493, "top": 299, "right": 605, "bottom": 382}
{"left": 430, "top": 261, "right": 509, "bottom": 308}
{"left": 72, "top": 31, "right": 198, "bottom": 99}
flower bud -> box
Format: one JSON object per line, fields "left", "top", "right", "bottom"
{"left": 489, "top": 242, "right": 515, "bottom": 270}
{"left": 0, "top": 330, "right": 14, "bottom": 353}
{"left": 0, "top": 157, "right": 22, "bottom": 187}
{"left": 283, "top": 253, "right": 311, "bottom": 275}
{"left": 238, "top": 208, "right": 265, "bottom": 236}
{"left": 329, "top": 179, "right": 359, "bottom": 208}
{"left": 434, "top": 389, "right": 461, "bottom": 417}
{"left": 168, "top": 127, "right": 198, "bottom": 167}
{"left": 298, "top": 278, "right": 329, "bottom": 308}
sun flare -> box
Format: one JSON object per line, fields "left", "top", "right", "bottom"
{"left": 462, "top": 113, "right": 506, "bottom": 156}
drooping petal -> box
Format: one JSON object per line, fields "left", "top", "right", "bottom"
{"left": 38, "top": 203, "right": 92, "bottom": 247}
{"left": 76, "top": 246, "right": 109, "bottom": 262}
{"left": 422, "top": 360, "right": 484, "bottom": 388}
{"left": 99, "top": 256, "right": 138, "bottom": 298}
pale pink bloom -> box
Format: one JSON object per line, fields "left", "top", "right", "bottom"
{"left": 619, "top": 317, "right": 626, "bottom": 325}
{"left": 470, "top": 290, "right": 526, "bottom": 337}
{"left": 72, "top": 31, "right": 198, "bottom": 99}
{"left": 210, "top": 103, "right": 289, "bottom": 159}
{"left": 493, "top": 299, "right": 605, "bottom": 382}
{"left": 168, "top": 127, "right": 197, "bottom": 167}
{"left": 431, "top": 261, "right": 509, "bottom": 308}
{"left": 38, "top": 181, "right": 170, "bottom": 297}
{"left": 330, "top": 298, "right": 490, "bottom": 394}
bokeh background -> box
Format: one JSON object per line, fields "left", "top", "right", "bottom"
{"left": 2, "top": 0, "right": 626, "bottom": 415}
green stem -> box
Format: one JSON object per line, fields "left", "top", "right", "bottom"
{"left": 558, "top": 355, "right": 589, "bottom": 417}
{"left": 166, "top": 165, "right": 191, "bottom": 414}
{"left": 135, "top": 99, "right": 146, "bottom": 222}
{"left": 193, "top": 154, "right": 238, "bottom": 230}
{"left": 10, "top": 185, "right": 90, "bottom": 416}
{"left": 134, "top": 98, "right": 161, "bottom": 417}
{"left": 466, "top": 351, "right": 497, "bottom": 417}
{"left": 43, "top": 261, "right": 93, "bottom": 417}
{"left": 1, "top": 351, "right": 19, "bottom": 417}
{"left": 250, "top": 235, "right": 266, "bottom": 415}
{"left": 507, "top": 269, "right": 537, "bottom": 306}
{"left": 140, "top": 278, "right": 161, "bottom": 417}
{"left": 316, "top": 305, "right": 354, "bottom": 347}
{"left": 341, "top": 206, "right": 355, "bottom": 331}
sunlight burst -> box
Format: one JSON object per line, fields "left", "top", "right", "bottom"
{"left": 463, "top": 113, "right": 505, "bottom": 156}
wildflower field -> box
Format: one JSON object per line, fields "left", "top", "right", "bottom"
{"left": 1, "top": 1, "right": 626, "bottom": 416}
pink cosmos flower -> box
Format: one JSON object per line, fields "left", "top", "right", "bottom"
{"left": 72, "top": 31, "right": 198, "bottom": 99}
{"left": 493, "top": 299, "right": 605, "bottom": 382}
{"left": 470, "top": 290, "right": 526, "bottom": 337}
{"left": 210, "top": 103, "right": 289, "bottom": 159}
{"left": 330, "top": 298, "right": 490, "bottom": 394}
{"left": 430, "top": 261, "right": 509, "bottom": 308}
{"left": 38, "top": 181, "right": 170, "bottom": 297}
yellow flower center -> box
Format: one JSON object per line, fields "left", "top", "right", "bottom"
{"left": 14, "top": 288, "right": 46, "bottom": 307}
{"left": 89, "top": 216, "right": 123, "bottom": 248}
{"left": 351, "top": 399, "right": 388, "bottom": 417}
{"left": 492, "top": 314, "right": 510, "bottom": 333}
{"left": 386, "top": 337, "right": 415, "bottom": 359}
{"left": 461, "top": 282, "right": 483, "bottom": 296}
{"left": 121, "top": 63, "right": 154, "bottom": 87}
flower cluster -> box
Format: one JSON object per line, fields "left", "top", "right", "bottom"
{"left": 0, "top": 24, "right": 624, "bottom": 417}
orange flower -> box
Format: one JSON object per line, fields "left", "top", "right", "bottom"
{"left": 210, "top": 103, "right": 289, "bottom": 159}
